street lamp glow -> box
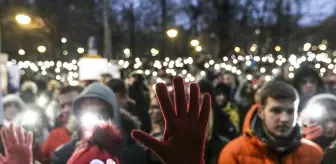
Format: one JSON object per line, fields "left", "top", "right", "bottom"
{"left": 63, "top": 50, "right": 68, "bottom": 56}
{"left": 18, "top": 49, "right": 25, "bottom": 55}
{"left": 77, "top": 47, "right": 85, "bottom": 54}
{"left": 150, "top": 48, "right": 159, "bottom": 55}
{"left": 61, "top": 38, "right": 67, "bottom": 43}
{"left": 250, "top": 46, "right": 256, "bottom": 52}
{"left": 275, "top": 45, "right": 281, "bottom": 52}
{"left": 15, "top": 14, "right": 31, "bottom": 25}
{"left": 167, "top": 29, "right": 178, "bottom": 38}
{"left": 195, "top": 46, "right": 202, "bottom": 52}
{"left": 37, "top": 46, "right": 46, "bottom": 53}
{"left": 234, "top": 47, "right": 240, "bottom": 53}
{"left": 303, "top": 43, "right": 311, "bottom": 51}
{"left": 123, "top": 48, "right": 130, "bottom": 55}
{"left": 255, "top": 29, "right": 260, "bottom": 35}
{"left": 123, "top": 48, "right": 131, "bottom": 58}
{"left": 190, "top": 40, "right": 199, "bottom": 47}
{"left": 318, "top": 44, "right": 327, "bottom": 51}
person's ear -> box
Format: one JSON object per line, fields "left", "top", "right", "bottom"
{"left": 258, "top": 105, "right": 264, "bottom": 120}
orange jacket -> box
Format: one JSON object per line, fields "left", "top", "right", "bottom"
{"left": 218, "top": 104, "right": 324, "bottom": 164}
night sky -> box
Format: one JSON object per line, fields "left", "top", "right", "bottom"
{"left": 115, "top": 0, "right": 335, "bottom": 27}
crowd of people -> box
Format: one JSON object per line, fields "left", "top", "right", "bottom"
{"left": 1, "top": 62, "right": 336, "bottom": 164}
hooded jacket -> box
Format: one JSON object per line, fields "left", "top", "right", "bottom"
{"left": 51, "top": 83, "right": 144, "bottom": 164}
{"left": 3, "top": 94, "right": 26, "bottom": 111}
{"left": 218, "top": 104, "right": 324, "bottom": 164}
{"left": 3, "top": 94, "right": 26, "bottom": 127}
{"left": 73, "top": 82, "right": 121, "bottom": 127}
{"left": 299, "top": 94, "right": 336, "bottom": 149}
{"left": 293, "top": 65, "right": 325, "bottom": 111}
{"left": 322, "top": 140, "right": 336, "bottom": 164}
{"left": 0, "top": 95, "right": 26, "bottom": 155}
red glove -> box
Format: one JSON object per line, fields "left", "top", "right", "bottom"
{"left": 303, "top": 123, "right": 323, "bottom": 140}
{"left": 0, "top": 124, "right": 33, "bottom": 164}
{"left": 67, "top": 121, "right": 123, "bottom": 164}
{"left": 131, "top": 76, "right": 211, "bottom": 164}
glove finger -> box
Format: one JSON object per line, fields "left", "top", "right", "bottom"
{"left": 131, "top": 130, "right": 163, "bottom": 155}
{"left": 156, "top": 83, "right": 175, "bottom": 122}
{"left": 304, "top": 125, "right": 323, "bottom": 134}
{"left": 26, "top": 131, "right": 33, "bottom": 147}
{"left": 173, "top": 76, "right": 188, "bottom": 117}
{"left": 188, "top": 83, "right": 200, "bottom": 119}
{"left": 16, "top": 127, "right": 24, "bottom": 144}
{"left": 0, "top": 129, "right": 10, "bottom": 153}
{"left": 9, "top": 124, "right": 18, "bottom": 144}
{"left": 0, "top": 153, "right": 5, "bottom": 163}
{"left": 199, "top": 93, "right": 211, "bottom": 122}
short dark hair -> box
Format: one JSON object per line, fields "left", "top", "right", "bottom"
{"left": 106, "top": 79, "right": 127, "bottom": 96}
{"left": 60, "top": 86, "right": 83, "bottom": 95}
{"left": 260, "top": 80, "right": 299, "bottom": 106}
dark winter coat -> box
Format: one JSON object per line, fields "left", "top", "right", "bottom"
{"left": 293, "top": 65, "right": 325, "bottom": 112}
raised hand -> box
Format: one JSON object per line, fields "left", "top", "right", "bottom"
{"left": 0, "top": 124, "right": 33, "bottom": 164}
{"left": 303, "top": 123, "right": 323, "bottom": 140}
{"left": 132, "top": 76, "right": 211, "bottom": 164}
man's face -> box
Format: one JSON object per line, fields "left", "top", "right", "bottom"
{"left": 223, "top": 75, "right": 235, "bottom": 88}
{"left": 4, "top": 104, "right": 20, "bottom": 121}
{"left": 322, "top": 110, "right": 336, "bottom": 138}
{"left": 259, "top": 97, "right": 297, "bottom": 138}
{"left": 58, "top": 91, "right": 80, "bottom": 122}
{"left": 300, "top": 76, "right": 317, "bottom": 96}
{"left": 115, "top": 92, "right": 128, "bottom": 110}
{"left": 215, "top": 94, "right": 227, "bottom": 106}
{"left": 79, "top": 98, "right": 109, "bottom": 117}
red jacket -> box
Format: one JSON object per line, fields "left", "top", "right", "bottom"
{"left": 41, "top": 127, "right": 71, "bottom": 163}
{"left": 218, "top": 104, "right": 324, "bottom": 164}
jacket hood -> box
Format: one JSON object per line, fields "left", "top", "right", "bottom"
{"left": 305, "top": 93, "right": 336, "bottom": 109}
{"left": 293, "top": 65, "right": 324, "bottom": 94}
{"left": 243, "top": 104, "right": 301, "bottom": 153}
{"left": 3, "top": 94, "right": 26, "bottom": 112}
{"left": 73, "top": 82, "right": 121, "bottom": 127}
{"left": 299, "top": 93, "right": 336, "bottom": 125}
{"left": 234, "top": 80, "right": 253, "bottom": 108}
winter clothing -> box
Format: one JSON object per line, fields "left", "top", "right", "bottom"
{"left": 73, "top": 82, "right": 121, "bottom": 127}
{"left": 300, "top": 94, "right": 336, "bottom": 124}
{"left": 198, "top": 79, "right": 215, "bottom": 97}
{"left": 213, "top": 83, "right": 240, "bottom": 138}
{"left": 0, "top": 95, "right": 26, "bottom": 155}
{"left": 3, "top": 94, "right": 26, "bottom": 127}
{"left": 67, "top": 123, "right": 122, "bottom": 164}
{"left": 41, "top": 127, "right": 72, "bottom": 163}
{"left": 218, "top": 104, "right": 324, "bottom": 164}
{"left": 234, "top": 80, "right": 254, "bottom": 125}
{"left": 293, "top": 65, "right": 325, "bottom": 112}
{"left": 119, "top": 109, "right": 147, "bottom": 164}
{"left": 234, "top": 81, "right": 253, "bottom": 108}
{"left": 210, "top": 83, "right": 240, "bottom": 163}
{"left": 215, "top": 83, "right": 232, "bottom": 100}
{"left": 52, "top": 82, "right": 122, "bottom": 164}
{"left": 51, "top": 138, "right": 78, "bottom": 164}
{"left": 3, "top": 94, "right": 26, "bottom": 111}
{"left": 300, "top": 94, "right": 336, "bottom": 149}
{"left": 20, "top": 81, "right": 38, "bottom": 105}
{"left": 322, "top": 140, "right": 336, "bottom": 164}
{"left": 129, "top": 75, "right": 151, "bottom": 132}
{"left": 51, "top": 108, "right": 143, "bottom": 163}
